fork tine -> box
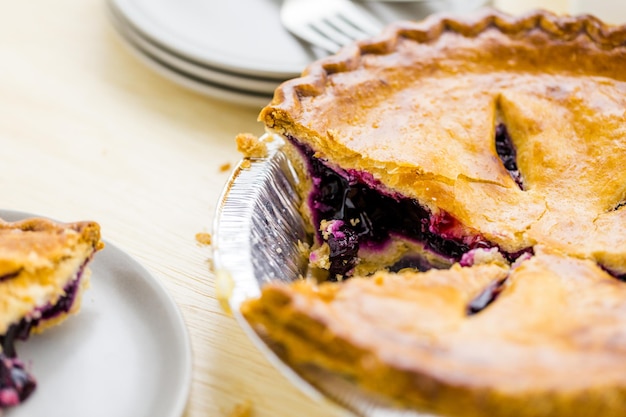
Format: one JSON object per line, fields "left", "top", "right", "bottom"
{"left": 338, "top": 7, "right": 381, "bottom": 36}
{"left": 280, "top": 0, "right": 382, "bottom": 54}
{"left": 311, "top": 19, "right": 355, "bottom": 49}
{"left": 326, "top": 14, "right": 371, "bottom": 41}
{"left": 289, "top": 24, "right": 341, "bottom": 53}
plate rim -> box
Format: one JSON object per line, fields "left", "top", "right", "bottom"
{"left": 2, "top": 209, "right": 192, "bottom": 417}
{"left": 107, "top": 1, "right": 289, "bottom": 90}
{"left": 106, "top": 0, "right": 308, "bottom": 79}
{"left": 108, "top": 16, "right": 274, "bottom": 109}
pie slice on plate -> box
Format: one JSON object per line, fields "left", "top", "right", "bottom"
{"left": 0, "top": 217, "right": 103, "bottom": 407}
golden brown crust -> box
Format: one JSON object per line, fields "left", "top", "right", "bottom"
{"left": 259, "top": 9, "right": 626, "bottom": 271}
{"left": 243, "top": 253, "right": 626, "bottom": 417}
{"left": 261, "top": 9, "right": 626, "bottom": 117}
{"left": 235, "top": 133, "right": 268, "bottom": 159}
{"left": 0, "top": 217, "right": 103, "bottom": 336}
{"left": 248, "top": 9, "right": 626, "bottom": 416}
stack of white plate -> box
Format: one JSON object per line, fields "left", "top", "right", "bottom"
{"left": 106, "top": 0, "right": 489, "bottom": 108}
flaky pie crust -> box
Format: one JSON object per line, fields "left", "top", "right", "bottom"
{"left": 0, "top": 217, "right": 103, "bottom": 336}
{"left": 260, "top": 9, "right": 626, "bottom": 274}
{"left": 247, "top": 9, "right": 626, "bottom": 417}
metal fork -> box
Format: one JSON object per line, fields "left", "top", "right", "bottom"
{"left": 280, "top": 0, "right": 383, "bottom": 53}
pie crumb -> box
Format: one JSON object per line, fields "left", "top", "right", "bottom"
{"left": 195, "top": 232, "right": 212, "bottom": 246}
{"left": 241, "top": 160, "right": 251, "bottom": 169}
{"left": 309, "top": 243, "right": 331, "bottom": 270}
{"left": 235, "top": 133, "right": 268, "bottom": 158}
{"left": 227, "top": 400, "right": 253, "bottom": 417}
{"left": 219, "top": 162, "right": 232, "bottom": 172}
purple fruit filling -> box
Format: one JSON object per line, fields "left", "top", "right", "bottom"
{"left": 286, "top": 135, "right": 513, "bottom": 280}
{"left": 324, "top": 222, "right": 360, "bottom": 278}
{"left": 1, "top": 269, "right": 84, "bottom": 356}
{"left": 599, "top": 264, "right": 626, "bottom": 283}
{"left": 0, "top": 354, "right": 36, "bottom": 407}
{"left": 614, "top": 201, "right": 626, "bottom": 212}
{"left": 466, "top": 277, "right": 506, "bottom": 315}
{"left": 495, "top": 123, "right": 524, "bottom": 190}
{"left": 0, "top": 270, "right": 22, "bottom": 283}
{"left": 0, "top": 261, "right": 87, "bottom": 407}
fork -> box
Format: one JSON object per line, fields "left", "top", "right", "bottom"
{"left": 280, "top": 0, "right": 383, "bottom": 53}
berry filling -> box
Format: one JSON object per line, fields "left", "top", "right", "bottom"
{"left": 0, "top": 354, "right": 36, "bottom": 407}
{"left": 1, "top": 273, "right": 83, "bottom": 356}
{"left": 495, "top": 123, "right": 524, "bottom": 190}
{"left": 613, "top": 201, "right": 626, "bottom": 212}
{"left": 0, "top": 262, "right": 87, "bottom": 407}
{"left": 0, "top": 270, "right": 22, "bottom": 283}
{"left": 286, "top": 135, "right": 505, "bottom": 280}
{"left": 466, "top": 277, "right": 507, "bottom": 315}
{"left": 600, "top": 264, "right": 626, "bottom": 283}
{"left": 323, "top": 221, "right": 360, "bottom": 279}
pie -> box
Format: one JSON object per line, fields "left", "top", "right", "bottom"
{"left": 240, "top": 8, "right": 626, "bottom": 417}
{"left": 0, "top": 217, "right": 103, "bottom": 407}
{"left": 244, "top": 251, "right": 626, "bottom": 417}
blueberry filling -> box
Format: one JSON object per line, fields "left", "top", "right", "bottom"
{"left": 388, "top": 256, "right": 437, "bottom": 273}
{"left": 0, "top": 270, "right": 22, "bottom": 283}
{"left": 325, "top": 222, "right": 360, "bottom": 278}
{"left": 466, "top": 277, "right": 507, "bottom": 315}
{"left": 286, "top": 135, "right": 501, "bottom": 280}
{"left": 599, "top": 264, "right": 626, "bottom": 283}
{"left": 0, "top": 355, "right": 36, "bottom": 407}
{"left": 495, "top": 123, "right": 524, "bottom": 190}
{"left": 0, "top": 263, "right": 86, "bottom": 407}
{"left": 0, "top": 270, "right": 84, "bottom": 356}
{"left": 613, "top": 201, "right": 626, "bottom": 212}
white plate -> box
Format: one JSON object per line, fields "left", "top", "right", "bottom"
{"left": 109, "top": 16, "right": 274, "bottom": 109}
{"left": 107, "top": 3, "right": 284, "bottom": 95}
{"left": 2, "top": 210, "right": 191, "bottom": 417}
{"left": 107, "top": 0, "right": 322, "bottom": 79}
{"left": 107, "top": 0, "right": 490, "bottom": 80}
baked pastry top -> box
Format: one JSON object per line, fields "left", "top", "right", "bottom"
{"left": 243, "top": 251, "right": 626, "bottom": 417}
{"left": 0, "top": 216, "right": 103, "bottom": 407}
{"left": 260, "top": 9, "right": 626, "bottom": 276}
{"left": 245, "top": 8, "right": 626, "bottom": 417}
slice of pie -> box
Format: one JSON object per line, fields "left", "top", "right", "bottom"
{"left": 243, "top": 251, "right": 626, "bottom": 417}
{"left": 0, "top": 217, "right": 103, "bottom": 407}
{"left": 241, "top": 8, "right": 626, "bottom": 416}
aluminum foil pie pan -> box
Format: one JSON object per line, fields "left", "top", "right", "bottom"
{"left": 213, "top": 134, "right": 437, "bottom": 417}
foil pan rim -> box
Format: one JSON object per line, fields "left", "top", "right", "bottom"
{"left": 213, "top": 134, "right": 435, "bottom": 417}
{"left": 212, "top": 135, "right": 329, "bottom": 405}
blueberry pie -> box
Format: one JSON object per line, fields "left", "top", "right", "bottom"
{"left": 241, "top": 9, "right": 626, "bottom": 416}
{"left": 0, "top": 217, "right": 103, "bottom": 407}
